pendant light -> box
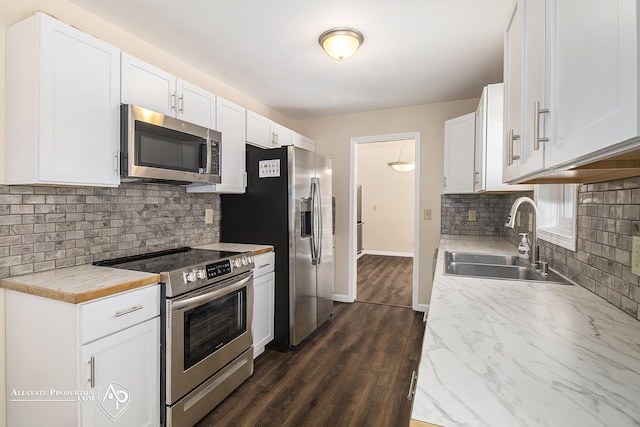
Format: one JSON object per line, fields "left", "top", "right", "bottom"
{"left": 319, "top": 28, "right": 364, "bottom": 61}
{"left": 387, "top": 141, "right": 415, "bottom": 172}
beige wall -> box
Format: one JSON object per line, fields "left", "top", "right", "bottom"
{"left": 293, "top": 99, "right": 479, "bottom": 302}
{"left": 358, "top": 140, "right": 414, "bottom": 254}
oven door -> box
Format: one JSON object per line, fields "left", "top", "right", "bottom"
{"left": 166, "top": 271, "right": 253, "bottom": 404}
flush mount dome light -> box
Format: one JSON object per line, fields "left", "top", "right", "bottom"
{"left": 319, "top": 28, "right": 364, "bottom": 61}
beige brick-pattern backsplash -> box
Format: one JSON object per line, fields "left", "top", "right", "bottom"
{"left": 0, "top": 183, "right": 220, "bottom": 278}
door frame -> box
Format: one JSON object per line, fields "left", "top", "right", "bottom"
{"left": 347, "top": 132, "right": 421, "bottom": 311}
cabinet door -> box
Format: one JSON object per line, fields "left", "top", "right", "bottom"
{"left": 246, "top": 110, "right": 274, "bottom": 148}
{"left": 35, "top": 14, "right": 121, "bottom": 186}
{"left": 121, "top": 52, "right": 175, "bottom": 116}
{"left": 176, "top": 78, "right": 216, "bottom": 128}
{"left": 272, "top": 123, "right": 294, "bottom": 148}
{"left": 474, "top": 87, "right": 487, "bottom": 192}
{"left": 503, "top": 0, "right": 524, "bottom": 183}
{"left": 546, "top": 0, "right": 637, "bottom": 168}
{"left": 214, "top": 97, "right": 247, "bottom": 193}
{"left": 294, "top": 133, "right": 316, "bottom": 151}
{"left": 81, "top": 317, "right": 160, "bottom": 427}
{"left": 252, "top": 271, "right": 275, "bottom": 358}
{"left": 518, "top": 0, "right": 548, "bottom": 177}
{"left": 443, "top": 112, "right": 476, "bottom": 194}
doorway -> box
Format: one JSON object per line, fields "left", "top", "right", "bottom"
{"left": 348, "top": 132, "right": 421, "bottom": 311}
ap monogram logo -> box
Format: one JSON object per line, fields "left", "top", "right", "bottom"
{"left": 97, "top": 383, "right": 130, "bottom": 420}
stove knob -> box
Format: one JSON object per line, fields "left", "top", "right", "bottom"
{"left": 241, "top": 257, "right": 247, "bottom": 266}
{"left": 247, "top": 256, "right": 253, "bottom": 265}
{"left": 196, "top": 269, "right": 206, "bottom": 280}
{"left": 233, "top": 259, "right": 241, "bottom": 268}
{"left": 184, "top": 271, "right": 196, "bottom": 283}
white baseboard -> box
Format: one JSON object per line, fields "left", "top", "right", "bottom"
{"left": 332, "top": 293, "right": 354, "bottom": 303}
{"left": 417, "top": 303, "right": 429, "bottom": 313}
{"left": 360, "top": 250, "right": 414, "bottom": 258}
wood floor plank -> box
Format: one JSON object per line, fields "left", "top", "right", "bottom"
{"left": 357, "top": 255, "right": 413, "bottom": 307}
{"left": 195, "top": 301, "right": 425, "bottom": 427}
{"left": 195, "top": 254, "right": 421, "bottom": 426}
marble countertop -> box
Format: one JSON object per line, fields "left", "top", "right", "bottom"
{"left": 411, "top": 235, "right": 640, "bottom": 427}
{"left": 0, "top": 242, "right": 272, "bottom": 304}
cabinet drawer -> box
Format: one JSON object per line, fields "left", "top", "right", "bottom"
{"left": 80, "top": 284, "right": 160, "bottom": 344}
{"left": 253, "top": 252, "right": 275, "bottom": 278}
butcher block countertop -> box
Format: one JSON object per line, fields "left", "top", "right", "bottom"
{"left": 411, "top": 235, "right": 640, "bottom": 427}
{"left": 0, "top": 265, "right": 160, "bottom": 304}
{"left": 0, "top": 242, "right": 273, "bottom": 304}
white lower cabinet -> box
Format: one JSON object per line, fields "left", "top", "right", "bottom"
{"left": 6, "top": 285, "right": 160, "bottom": 427}
{"left": 252, "top": 252, "right": 275, "bottom": 358}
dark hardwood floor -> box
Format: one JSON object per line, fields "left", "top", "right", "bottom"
{"left": 196, "top": 302, "right": 425, "bottom": 426}
{"left": 357, "top": 255, "right": 413, "bottom": 308}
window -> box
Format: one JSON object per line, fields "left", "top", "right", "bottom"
{"left": 536, "top": 184, "right": 578, "bottom": 251}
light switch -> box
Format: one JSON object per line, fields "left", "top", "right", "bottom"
{"left": 205, "top": 208, "right": 214, "bottom": 224}
{"left": 468, "top": 210, "right": 476, "bottom": 221}
{"left": 424, "top": 209, "right": 432, "bottom": 220}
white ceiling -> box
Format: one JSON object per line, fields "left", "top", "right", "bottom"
{"left": 68, "top": 0, "right": 513, "bottom": 119}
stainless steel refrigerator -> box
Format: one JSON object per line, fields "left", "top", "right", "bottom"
{"left": 221, "top": 146, "right": 334, "bottom": 350}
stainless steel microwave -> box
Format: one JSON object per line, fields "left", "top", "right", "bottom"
{"left": 120, "top": 104, "right": 221, "bottom": 184}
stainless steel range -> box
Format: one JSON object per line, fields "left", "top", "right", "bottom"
{"left": 95, "top": 247, "right": 254, "bottom": 427}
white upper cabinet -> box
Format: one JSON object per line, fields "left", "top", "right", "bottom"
{"left": 444, "top": 112, "right": 476, "bottom": 194}
{"left": 476, "top": 83, "right": 532, "bottom": 192}
{"left": 272, "top": 122, "right": 294, "bottom": 148}
{"left": 121, "top": 53, "right": 216, "bottom": 128}
{"left": 5, "top": 12, "right": 121, "bottom": 187}
{"left": 546, "top": 0, "right": 637, "bottom": 168}
{"left": 187, "top": 96, "right": 247, "bottom": 194}
{"left": 246, "top": 109, "right": 316, "bottom": 151}
{"left": 246, "top": 110, "right": 275, "bottom": 148}
{"left": 505, "top": 0, "right": 640, "bottom": 183}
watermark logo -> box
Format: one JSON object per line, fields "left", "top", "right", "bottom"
{"left": 97, "top": 383, "right": 130, "bottom": 420}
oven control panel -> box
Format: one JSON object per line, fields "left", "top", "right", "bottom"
{"left": 206, "top": 260, "right": 232, "bottom": 279}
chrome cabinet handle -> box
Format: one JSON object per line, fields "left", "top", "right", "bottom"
{"left": 88, "top": 356, "right": 95, "bottom": 388}
{"left": 407, "top": 370, "right": 418, "bottom": 400}
{"left": 533, "top": 101, "right": 549, "bottom": 151}
{"left": 474, "top": 171, "right": 480, "bottom": 184}
{"left": 114, "top": 152, "right": 119, "bottom": 174}
{"left": 115, "top": 305, "right": 143, "bottom": 317}
{"left": 179, "top": 94, "right": 184, "bottom": 113}
{"left": 507, "top": 129, "right": 521, "bottom": 166}
{"left": 171, "top": 91, "right": 176, "bottom": 111}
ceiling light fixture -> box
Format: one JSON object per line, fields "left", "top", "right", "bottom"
{"left": 387, "top": 141, "right": 415, "bottom": 172}
{"left": 318, "top": 28, "right": 364, "bottom": 61}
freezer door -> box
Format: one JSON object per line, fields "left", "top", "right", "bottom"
{"left": 289, "top": 147, "right": 317, "bottom": 346}
{"left": 315, "top": 153, "right": 334, "bottom": 327}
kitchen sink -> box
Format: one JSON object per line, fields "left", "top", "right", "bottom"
{"left": 445, "top": 252, "right": 527, "bottom": 266}
{"left": 444, "top": 251, "right": 571, "bottom": 285}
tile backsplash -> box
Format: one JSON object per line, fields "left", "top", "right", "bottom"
{"left": 0, "top": 183, "right": 220, "bottom": 278}
{"left": 442, "top": 180, "right": 640, "bottom": 321}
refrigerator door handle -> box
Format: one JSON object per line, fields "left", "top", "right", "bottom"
{"left": 311, "top": 178, "right": 322, "bottom": 265}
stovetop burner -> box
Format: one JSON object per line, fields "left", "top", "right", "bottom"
{"left": 94, "top": 246, "right": 254, "bottom": 297}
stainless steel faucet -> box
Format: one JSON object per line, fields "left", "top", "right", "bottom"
{"left": 505, "top": 196, "right": 539, "bottom": 265}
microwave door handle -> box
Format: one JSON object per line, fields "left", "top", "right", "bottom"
{"left": 199, "top": 140, "right": 209, "bottom": 172}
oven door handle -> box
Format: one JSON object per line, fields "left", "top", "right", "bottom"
{"left": 171, "top": 273, "right": 252, "bottom": 312}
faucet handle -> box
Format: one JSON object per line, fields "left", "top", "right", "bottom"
{"left": 536, "top": 261, "right": 548, "bottom": 276}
